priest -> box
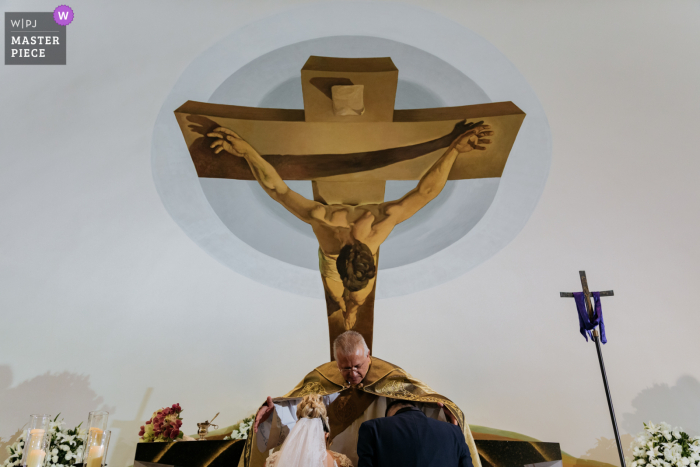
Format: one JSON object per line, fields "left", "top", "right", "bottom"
{"left": 241, "top": 331, "right": 481, "bottom": 467}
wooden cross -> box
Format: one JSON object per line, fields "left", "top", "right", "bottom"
{"left": 175, "top": 56, "right": 525, "bottom": 357}
{"left": 561, "top": 271, "right": 626, "bottom": 467}
{"left": 560, "top": 271, "right": 614, "bottom": 338}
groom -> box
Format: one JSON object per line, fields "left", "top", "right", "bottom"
{"left": 247, "top": 331, "right": 480, "bottom": 467}
{"left": 357, "top": 400, "right": 474, "bottom": 467}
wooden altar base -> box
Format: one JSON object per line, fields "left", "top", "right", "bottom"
{"left": 134, "top": 439, "right": 562, "bottom": 467}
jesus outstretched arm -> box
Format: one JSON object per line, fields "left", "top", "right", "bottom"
{"left": 207, "top": 126, "right": 324, "bottom": 224}
{"left": 378, "top": 123, "right": 493, "bottom": 226}
{"left": 207, "top": 122, "right": 493, "bottom": 230}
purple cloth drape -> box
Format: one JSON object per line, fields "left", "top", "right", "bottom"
{"left": 572, "top": 291, "right": 607, "bottom": 344}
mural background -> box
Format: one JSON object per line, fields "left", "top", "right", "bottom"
{"left": 1, "top": 1, "right": 699, "bottom": 467}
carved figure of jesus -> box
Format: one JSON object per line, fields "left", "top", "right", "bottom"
{"left": 208, "top": 122, "right": 494, "bottom": 330}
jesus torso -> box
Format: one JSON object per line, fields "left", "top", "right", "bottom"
{"left": 309, "top": 204, "right": 397, "bottom": 256}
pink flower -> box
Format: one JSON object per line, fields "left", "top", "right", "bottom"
{"left": 142, "top": 404, "right": 183, "bottom": 441}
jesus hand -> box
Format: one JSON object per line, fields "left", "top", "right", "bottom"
{"left": 253, "top": 396, "right": 275, "bottom": 433}
{"left": 208, "top": 127, "right": 253, "bottom": 157}
{"left": 452, "top": 123, "right": 494, "bottom": 153}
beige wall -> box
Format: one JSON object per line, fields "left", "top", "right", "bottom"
{"left": 1, "top": 1, "right": 699, "bottom": 467}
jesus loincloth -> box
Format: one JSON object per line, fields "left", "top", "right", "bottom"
{"left": 318, "top": 248, "right": 342, "bottom": 283}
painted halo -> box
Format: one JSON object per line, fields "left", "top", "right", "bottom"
{"left": 151, "top": 2, "right": 551, "bottom": 299}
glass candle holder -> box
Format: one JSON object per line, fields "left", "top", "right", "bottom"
{"left": 84, "top": 411, "right": 109, "bottom": 466}
{"left": 84, "top": 430, "right": 110, "bottom": 467}
{"left": 86, "top": 411, "right": 109, "bottom": 435}
{"left": 21, "top": 414, "right": 51, "bottom": 467}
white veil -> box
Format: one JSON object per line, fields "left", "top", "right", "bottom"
{"left": 274, "top": 418, "right": 328, "bottom": 467}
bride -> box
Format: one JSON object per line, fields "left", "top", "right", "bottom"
{"left": 265, "top": 394, "right": 353, "bottom": 467}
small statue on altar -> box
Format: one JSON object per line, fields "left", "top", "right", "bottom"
{"left": 196, "top": 413, "right": 219, "bottom": 440}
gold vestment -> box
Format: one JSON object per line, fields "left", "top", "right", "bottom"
{"left": 242, "top": 357, "right": 481, "bottom": 467}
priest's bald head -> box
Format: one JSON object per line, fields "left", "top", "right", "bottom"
{"left": 333, "top": 331, "right": 371, "bottom": 386}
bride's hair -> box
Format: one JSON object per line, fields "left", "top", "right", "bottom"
{"left": 297, "top": 394, "right": 326, "bottom": 419}
{"left": 274, "top": 394, "right": 332, "bottom": 467}
{"left": 297, "top": 395, "right": 330, "bottom": 433}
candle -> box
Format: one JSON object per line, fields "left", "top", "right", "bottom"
{"left": 26, "top": 450, "right": 46, "bottom": 467}
{"left": 86, "top": 446, "right": 103, "bottom": 467}
{"left": 85, "top": 428, "right": 104, "bottom": 467}
{"left": 27, "top": 429, "right": 45, "bottom": 450}
{"left": 88, "top": 428, "right": 103, "bottom": 445}
{"left": 25, "top": 429, "right": 46, "bottom": 467}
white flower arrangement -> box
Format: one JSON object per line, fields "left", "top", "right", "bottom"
{"left": 2, "top": 437, "right": 23, "bottom": 467}
{"left": 2, "top": 416, "right": 86, "bottom": 467}
{"left": 631, "top": 422, "right": 700, "bottom": 467}
{"left": 224, "top": 415, "right": 254, "bottom": 441}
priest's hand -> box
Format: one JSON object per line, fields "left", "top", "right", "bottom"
{"left": 437, "top": 402, "right": 458, "bottom": 425}
{"left": 253, "top": 396, "right": 275, "bottom": 433}
{"left": 208, "top": 127, "right": 253, "bottom": 157}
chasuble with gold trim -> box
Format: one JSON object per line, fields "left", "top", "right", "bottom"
{"left": 241, "top": 357, "right": 481, "bottom": 467}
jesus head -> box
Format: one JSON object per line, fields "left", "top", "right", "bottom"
{"left": 333, "top": 331, "right": 371, "bottom": 386}
{"left": 336, "top": 241, "right": 376, "bottom": 292}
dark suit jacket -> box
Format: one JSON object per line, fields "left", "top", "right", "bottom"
{"left": 357, "top": 407, "right": 474, "bottom": 467}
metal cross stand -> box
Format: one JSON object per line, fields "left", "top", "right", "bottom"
{"left": 561, "top": 271, "right": 626, "bottom": 467}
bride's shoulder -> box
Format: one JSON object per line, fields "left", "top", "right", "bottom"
{"left": 265, "top": 451, "right": 281, "bottom": 467}
{"left": 329, "top": 451, "right": 354, "bottom": 467}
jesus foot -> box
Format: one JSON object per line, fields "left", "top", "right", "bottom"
{"left": 343, "top": 311, "right": 357, "bottom": 330}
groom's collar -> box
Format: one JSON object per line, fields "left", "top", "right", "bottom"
{"left": 394, "top": 407, "right": 423, "bottom": 417}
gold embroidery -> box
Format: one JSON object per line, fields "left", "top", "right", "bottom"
{"left": 295, "top": 382, "right": 326, "bottom": 397}
{"left": 282, "top": 375, "right": 340, "bottom": 398}
{"left": 371, "top": 378, "right": 414, "bottom": 398}
{"left": 367, "top": 374, "right": 465, "bottom": 428}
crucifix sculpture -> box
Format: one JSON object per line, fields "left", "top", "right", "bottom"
{"left": 175, "top": 56, "right": 525, "bottom": 359}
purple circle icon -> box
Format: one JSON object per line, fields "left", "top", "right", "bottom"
{"left": 53, "top": 5, "right": 74, "bottom": 26}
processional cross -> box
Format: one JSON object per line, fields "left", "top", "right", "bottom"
{"left": 561, "top": 271, "right": 626, "bottom": 467}
{"left": 175, "top": 56, "right": 525, "bottom": 359}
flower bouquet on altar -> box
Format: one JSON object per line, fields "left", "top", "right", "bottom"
{"left": 139, "top": 404, "right": 184, "bottom": 442}
{"left": 631, "top": 422, "right": 700, "bottom": 467}
{"left": 2, "top": 415, "right": 86, "bottom": 467}
{"left": 223, "top": 415, "right": 254, "bottom": 441}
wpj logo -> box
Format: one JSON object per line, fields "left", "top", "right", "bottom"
{"left": 5, "top": 7, "right": 72, "bottom": 65}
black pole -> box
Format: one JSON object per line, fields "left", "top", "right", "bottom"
{"left": 593, "top": 334, "right": 627, "bottom": 467}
